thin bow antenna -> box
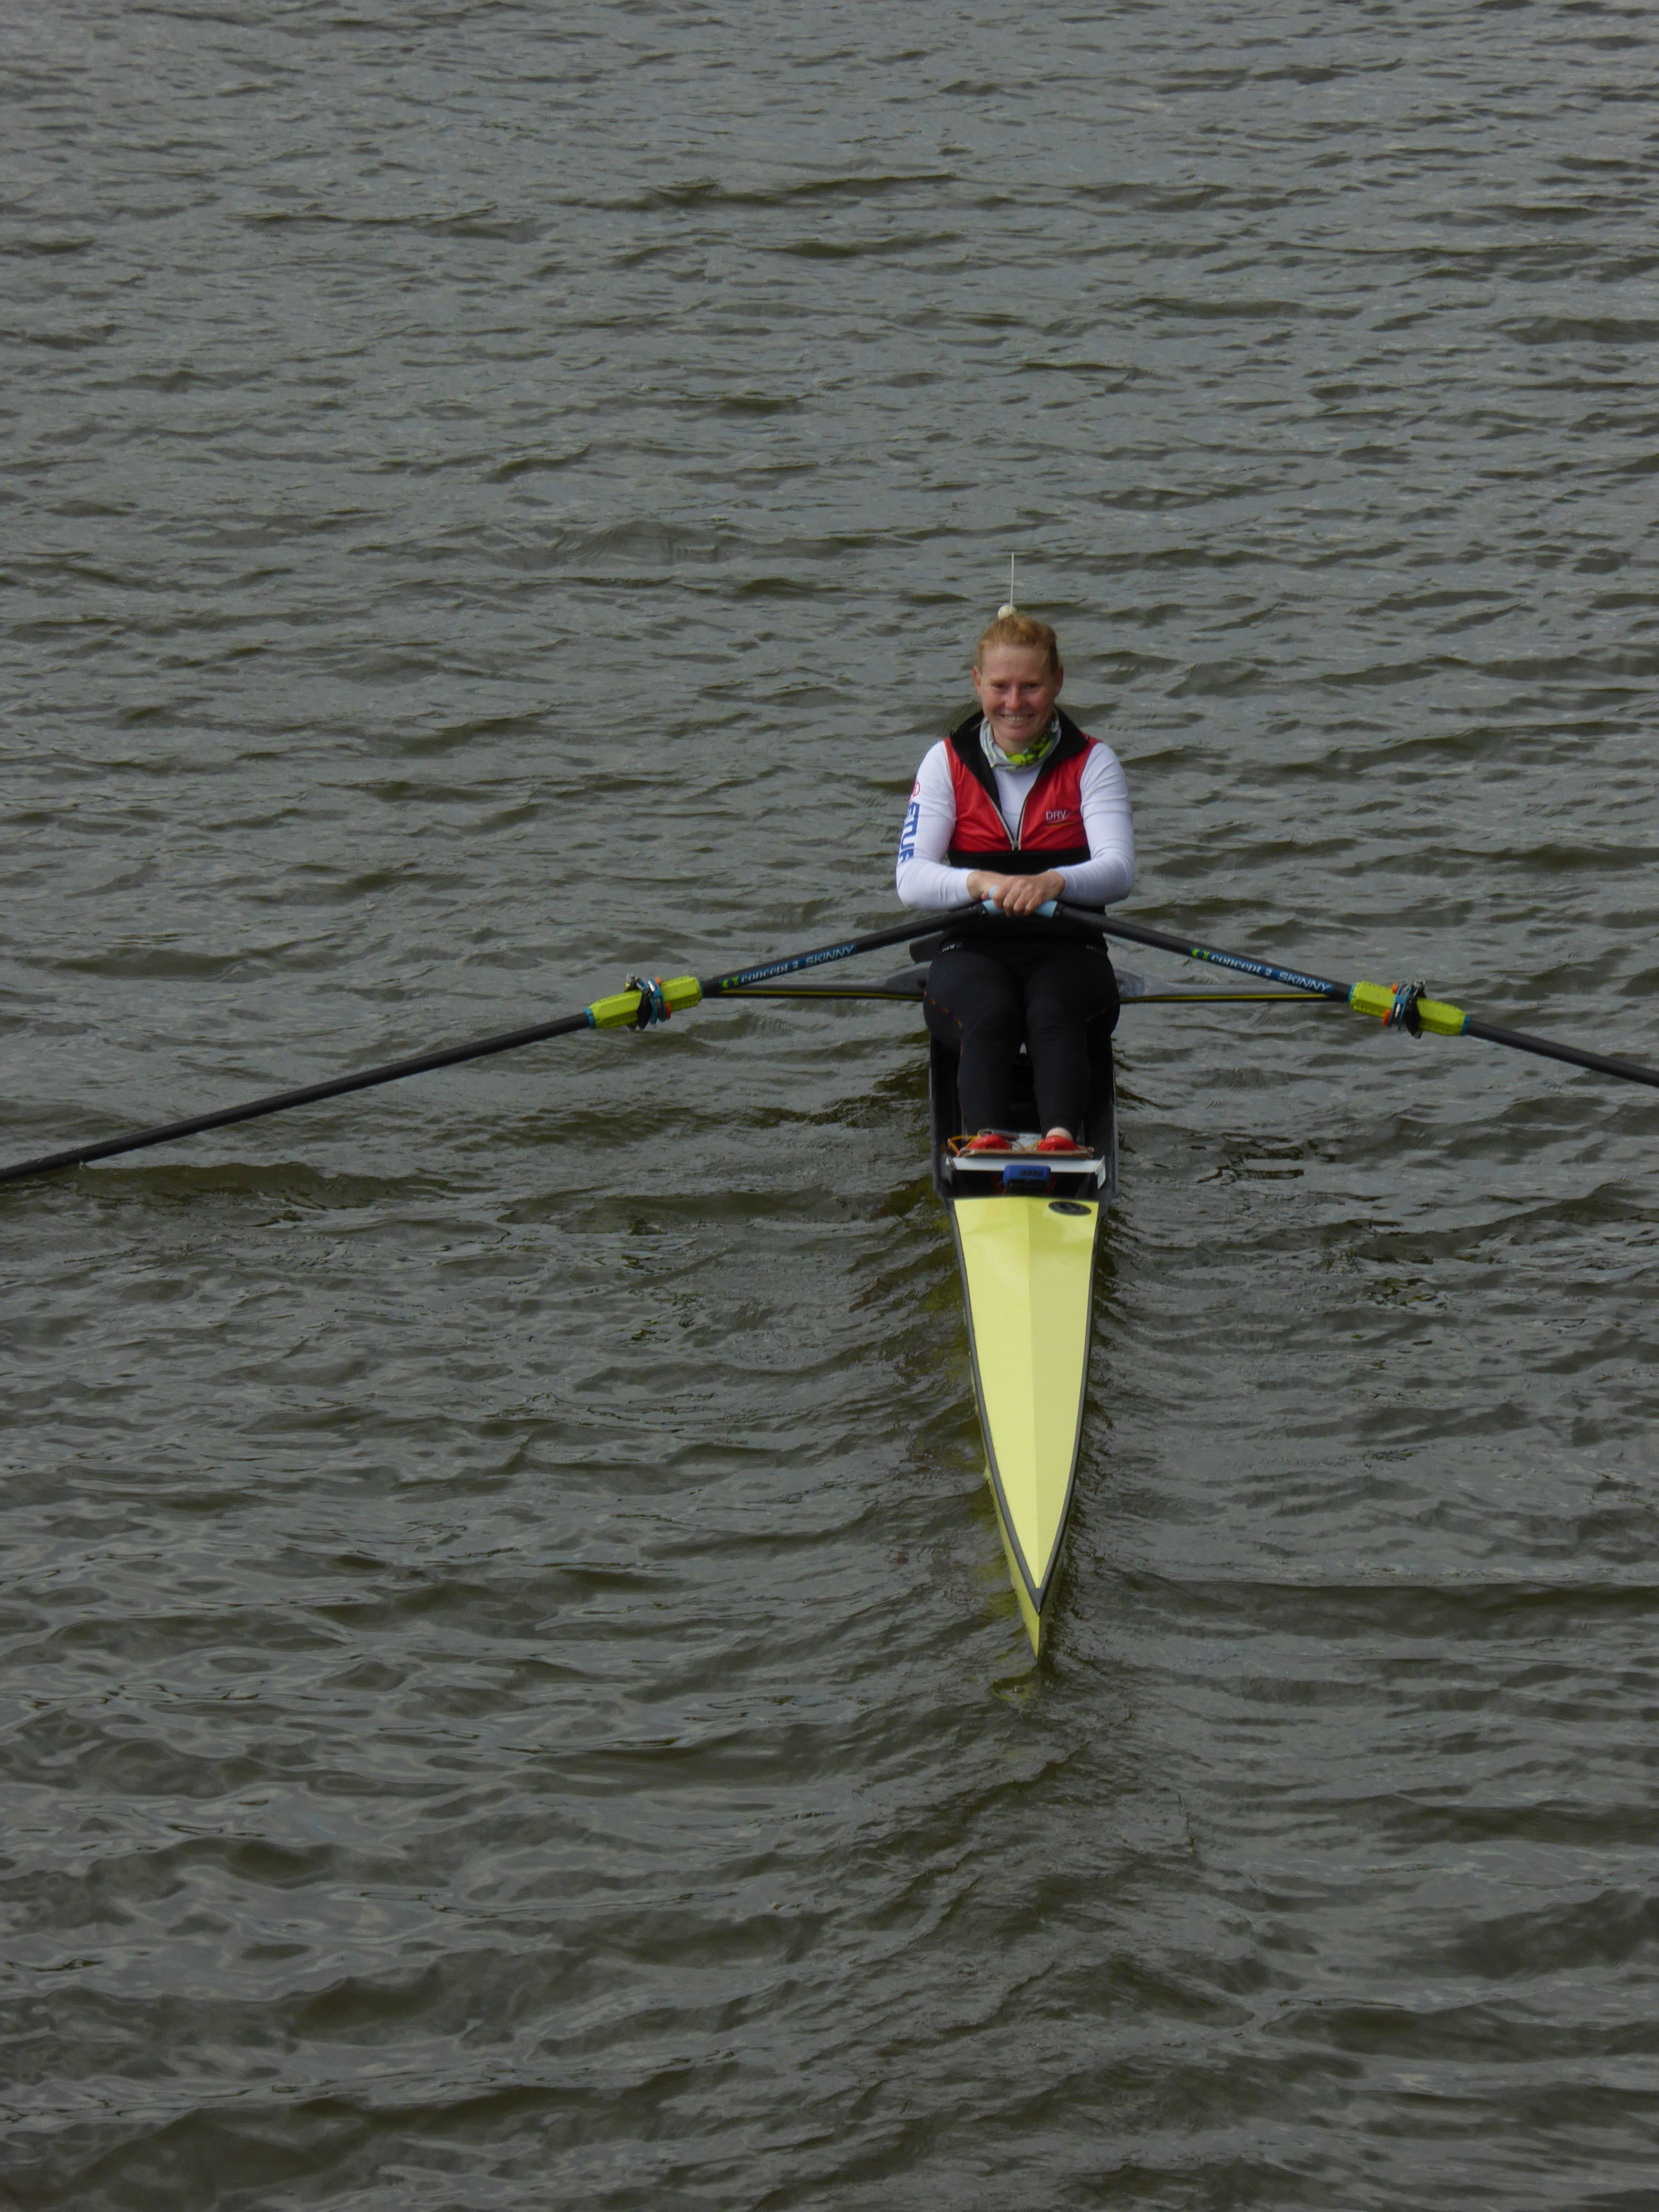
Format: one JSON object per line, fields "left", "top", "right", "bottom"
{"left": 997, "top": 554, "right": 1017, "bottom": 619}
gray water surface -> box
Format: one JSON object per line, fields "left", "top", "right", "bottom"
{"left": 5, "top": 3, "right": 1659, "bottom": 2205}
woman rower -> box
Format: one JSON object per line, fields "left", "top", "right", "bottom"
{"left": 895, "top": 609, "right": 1135, "bottom": 1154}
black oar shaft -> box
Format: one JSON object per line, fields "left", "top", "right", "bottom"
{"left": 1463, "top": 1017, "right": 1659, "bottom": 1093}
{"left": 0, "top": 1010, "right": 595, "bottom": 1187}
{"left": 0, "top": 904, "right": 980, "bottom": 1191}
{"left": 1053, "top": 902, "right": 1346, "bottom": 998}
{"left": 1052, "top": 900, "right": 1659, "bottom": 1092}
{"left": 9, "top": 893, "right": 1653, "bottom": 1191}
{"left": 699, "top": 906, "right": 968, "bottom": 995}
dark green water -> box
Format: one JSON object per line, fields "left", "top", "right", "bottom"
{"left": 6, "top": 3, "right": 1659, "bottom": 2204}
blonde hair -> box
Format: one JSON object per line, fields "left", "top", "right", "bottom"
{"left": 974, "top": 611, "right": 1061, "bottom": 678}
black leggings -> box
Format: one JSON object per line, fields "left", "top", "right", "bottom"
{"left": 923, "top": 938, "right": 1120, "bottom": 1137}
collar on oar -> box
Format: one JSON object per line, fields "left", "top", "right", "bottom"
{"left": 588, "top": 974, "right": 702, "bottom": 1029}
{"left": 1346, "top": 977, "right": 1465, "bottom": 1035}
{"left": 582, "top": 903, "right": 994, "bottom": 1032}
{"left": 622, "top": 974, "right": 677, "bottom": 1027}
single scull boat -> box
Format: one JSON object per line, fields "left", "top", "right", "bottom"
{"left": 747, "top": 945, "right": 1116, "bottom": 1654}
{"left": 927, "top": 1009, "right": 1115, "bottom": 1656}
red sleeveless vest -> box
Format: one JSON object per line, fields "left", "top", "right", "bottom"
{"left": 945, "top": 709, "right": 1094, "bottom": 873}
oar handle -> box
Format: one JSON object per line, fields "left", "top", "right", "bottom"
{"left": 699, "top": 902, "right": 983, "bottom": 996}
{"left": 1047, "top": 901, "right": 1347, "bottom": 999}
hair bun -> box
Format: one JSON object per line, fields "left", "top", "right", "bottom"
{"left": 974, "top": 609, "right": 1061, "bottom": 676}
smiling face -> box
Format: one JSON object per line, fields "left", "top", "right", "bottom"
{"left": 971, "top": 643, "right": 1064, "bottom": 757}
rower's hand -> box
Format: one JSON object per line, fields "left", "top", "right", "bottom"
{"left": 968, "top": 870, "right": 1067, "bottom": 917}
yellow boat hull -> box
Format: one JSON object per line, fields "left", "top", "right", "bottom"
{"left": 950, "top": 1193, "right": 1101, "bottom": 1653}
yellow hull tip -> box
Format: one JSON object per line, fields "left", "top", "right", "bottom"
{"left": 988, "top": 1463, "right": 1045, "bottom": 1655}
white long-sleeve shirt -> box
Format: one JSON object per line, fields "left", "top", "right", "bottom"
{"left": 895, "top": 732, "right": 1136, "bottom": 911}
